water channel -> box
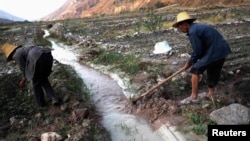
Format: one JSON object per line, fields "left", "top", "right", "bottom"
{"left": 44, "top": 31, "right": 205, "bottom": 141}
{"left": 49, "top": 41, "right": 168, "bottom": 141}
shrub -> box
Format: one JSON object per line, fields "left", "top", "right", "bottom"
{"left": 143, "top": 9, "right": 164, "bottom": 32}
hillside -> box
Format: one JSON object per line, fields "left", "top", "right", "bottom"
{"left": 41, "top": 0, "right": 249, "bottom": 21}
{"left": 0, "top": 10, "right": 25, "bottom": 23}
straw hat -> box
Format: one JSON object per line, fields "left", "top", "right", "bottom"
{"left": 1, "top": 43, "right": 19, "bottom": 61}
{"left": 172, "top": 11, "right": 196, "bottom": 27}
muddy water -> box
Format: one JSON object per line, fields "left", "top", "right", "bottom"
{"left": 50, "top": 41, "right": 166, "bottom": 141}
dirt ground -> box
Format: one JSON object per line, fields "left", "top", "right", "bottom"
{"left": 1, "top": 3, "right": 250, "bottom": 140}
{"left": 72, "top": 4, "right": 250, "bottom": 135}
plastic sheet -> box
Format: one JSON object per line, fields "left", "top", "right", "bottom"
{"left": 153, "top": 41, "right": 172, "bottom": 54}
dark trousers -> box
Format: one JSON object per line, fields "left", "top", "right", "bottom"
{"left": 190, "top": 58, "right": 225, "bottom": 88}
{"left": 32, "top": 52, "right": 56, "bottom": 107}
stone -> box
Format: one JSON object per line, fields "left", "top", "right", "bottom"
{"left": 209, "top": 103, "right": 250, "bottom": 125}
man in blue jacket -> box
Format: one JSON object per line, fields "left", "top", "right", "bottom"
{"left": 172, "top": 12, "right": 231, "bottom": 104}
{"left": 1, "top": 43, "right": 59, "bottom": 107}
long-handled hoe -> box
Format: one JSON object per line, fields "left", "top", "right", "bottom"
{"left": 132, "top": 67, "right": 185, "bottom": 104}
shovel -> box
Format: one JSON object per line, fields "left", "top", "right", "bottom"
{"left": 132, "top": 67, "right": 185, "bottom": 104}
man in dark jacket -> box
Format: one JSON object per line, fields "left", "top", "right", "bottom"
{"left": 172, "top": 12, "right": 231, "bottom": 104}
{"left": 1, "top": 43, "right": 59, "bottom": 107}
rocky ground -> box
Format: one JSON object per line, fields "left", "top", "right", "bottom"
{"left": 58, "top": 4, "right": 250, "bottom": 128}
{"left": 1, "top": 4, "right": 250, "bottom": 141}
{"left": 0, "top": 26, "right": 111, "bottom": 140}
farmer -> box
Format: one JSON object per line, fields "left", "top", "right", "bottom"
{"left": 172, "top": 12, "right": 231, "bottom": 104}
{"left": 1, "top": 43, "right": 59, "bottom": 107}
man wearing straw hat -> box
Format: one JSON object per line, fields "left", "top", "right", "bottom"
{"left": 172, "top": 12, "right": 231, "bottom": 104}
{"left": 1, "top": 43, "right": 59, "bottom": 107}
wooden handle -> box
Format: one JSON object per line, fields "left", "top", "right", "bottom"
{"left": 132, "top": 67, "right": 185, "bottom": 103}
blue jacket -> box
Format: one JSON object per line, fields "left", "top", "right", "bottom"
{"left": 188, "top": 23, "right": 231, "bottom": 68}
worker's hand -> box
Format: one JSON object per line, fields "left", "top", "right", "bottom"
{"left": 19, "top": 79, "right": 26, "bottom": 88}
{"left": 183, "top": 61, "right": 191, "bottom": 70}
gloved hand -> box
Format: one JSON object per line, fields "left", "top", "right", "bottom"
{"left": 19, "top": 78, "right": 26, "bottom": 88}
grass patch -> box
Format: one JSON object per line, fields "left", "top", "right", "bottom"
{"left": 94, "top": 51, "right": 121, "bottom": 65}
{"left": 119, "top": 55, "right": 141, "bottom": 75}
{"left": 181, "top": 108, "right": 210, "bottom": 135}
{"left": 93, "top": 50, "right": 141, "bottom": 75}
{"left": 192, "top": 124, "right": 207, "bottom": 135}
{"left": 188, "top": 113, "right": 205, "bottom": 124}
{"left": 51, "top": 63, "right": 85, "bottom": 94}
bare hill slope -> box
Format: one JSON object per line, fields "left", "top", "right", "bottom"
{"left": 41, "top": 0, "right": 249, "bottom": 21}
